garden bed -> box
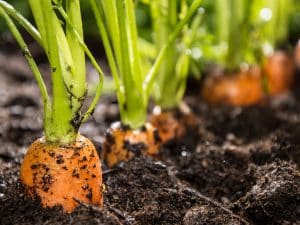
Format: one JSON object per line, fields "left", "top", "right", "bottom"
{"left": 0, "top": 45, "right": 299, "bottom": 225}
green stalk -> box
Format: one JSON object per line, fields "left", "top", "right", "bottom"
{"left": 100, "top": 1, "right": 124, "bottom": 76}
{"left": 89, "top": 0, "right": 123, "bottom": 104}
{"left": 0, "top": 1, "right": 41, "bottom": 45}
{"left": 149, "top": 0, "right": 204, "bottom": 109}
{"left": 54, "top": 4, "right": 104, "bottom": 123}
{"left": 150, "top": 0, "right": 178, "bottom": 108}
{"left": 215, "top": 0, "right": 252, "bottom": 70}
{"left": 0, "top": 6, "right": 51, "bottom": 135}
{"left": 175, "top": 8, "right": 203, "bottom": 105}
{"left": 64, "top": 0, "right": 87, "bottom": 125}
{"left": 39, "top": 0, "right": 75, "bottom": 143}
{"left": 90, "top": 0, "right": 146, "bottom": 128}
{"left": 260, "top": 0, "right": 293, "bottom": 48}
{"left": 116, "top": 0, "right": 146, "bottom": 128}
{"left": 90, "top": 0, "right": 202, "bottom": 128}
{"left": 0, "top": 0, "right": 103, "bottom": 144}
{"left": 143, "top": 0, "right": 202, "bottom": 97}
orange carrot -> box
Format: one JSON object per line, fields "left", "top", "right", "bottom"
{"left": 0, "top": 0, "right": 105, "bottom": 213}
{"left": 102, "top": 111, "right": 196, "bottom": 167}
{"left": 150, "top": 112, "right": 182, "bottom": 143}
{"left": 20, "top": 135, "right": 103, "bottom": 213}
{"left": 264, "top": 51, "right": 295, "bottom": 96}
{"left": 102, "top": 122, "right": 162, "bottom": 167}
{"left": 201, "top": 67, "right": 264, "bottom": 106}
{"left": 294, "top": 41, "right": 300, "bottom": 68}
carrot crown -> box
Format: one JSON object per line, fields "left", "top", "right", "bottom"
{"left": 89, "top": 0, "right": 202, "bottom": 129}
{"left": 0, "top": 0, "right": 104, "bottom": 144}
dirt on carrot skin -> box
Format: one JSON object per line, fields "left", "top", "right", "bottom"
{"left": 1, "top": 39, "right": 300, "bottom": 225}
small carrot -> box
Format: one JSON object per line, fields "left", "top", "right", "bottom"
{"left": 294, "top": 41, "right": 300, "bottom": 68}
{"left": 202, "top": 67, "right": 264, "bottom": 106}
{"left": 0, "top": 0, "right": 104, "bottom": 212}
{"left": 264, "top": 51, "right": 295, "bottom": 96}
{"left": 150, "top": 112, "right": 182, "bottom": 143}
{"left": 92, "top": 0, "right": 202, "bottom": 167}
{"left": 102, "top": 122, "right": 161, "bottom": 167}
{"left": 102, "top": 110, "right": 197, "bottom": 167}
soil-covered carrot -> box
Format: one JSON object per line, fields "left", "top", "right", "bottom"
{"left": 150, "top": 109, "right": 197, "bottom": 144}
{"left": 102, "top": 123, "right": 161, "bottom": 167}
{"left": 201, "top": 67, "right": 264, "bottom": 106}
{"left": 103, "top": 109, "right": 197, "bottom": 167}
{"left": 294, "top": 41, "right": 300, "bottom": 68}
{"left": 0, "top": 0, "right": 104, "bottom": 212}
{"left": 264, "top": 51, "right": 295, "bottom": 96}
{"left": 20, "top": 135, "right": 102, "bottom": 212}
{"left": 90, "top": 0, "right": 202, "bottom": 167}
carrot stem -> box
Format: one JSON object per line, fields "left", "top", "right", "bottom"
{"left": 90, "top": 0, "right": 202, "bottom": 128}
{"left": 0, "top": 0, "right": 104, "bottom": 144}
{"left": 143, "top": 0, "right": 202, "bottom": 98}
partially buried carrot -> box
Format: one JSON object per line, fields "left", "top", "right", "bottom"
{"left": 92, "top": 0, "right": 202, "bottom": 167}
{"left": 102, "top": 122, "right": 162, "bottom": 167}
{"left": 102, "top": 110, "right": 196, "bottom": 167}
{"left": 20, "top": 135, "right": 103, "bottom": 213}
{"left": 0, "top": 0, "right": 104, "bottom": 212}
{"left": 201, "top": 66, "right": 264, "bottom": 106}
{"left": 264, "top": 51, "right": 295, "bottom": 96}
{"left": 294, "top": 40, "right": 300, "bottom": 68}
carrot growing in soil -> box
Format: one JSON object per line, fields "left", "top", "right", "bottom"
{"left": 201, "top": 0, "right": 295, "bottom": 105}
{"left": 0, "top": 0, "right": 104, "bottom": 212}
{"left": 89, "top": 0, "right": 202, "bottom": 167}
{"left": 140, "top": 0, "right": 204, "bottom": 143}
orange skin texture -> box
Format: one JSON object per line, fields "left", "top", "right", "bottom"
{"left": 20, "top": 135, "right": 103, "bottom": 213}
{"left": 264, "top": 51, "right": 295, "bottom": 96}
{"left": 202, "top": 67, "right": 264, "bottom": 106}
{"left": 103, "top": 112, "right": 196, "bottom": 167}
{"left": 102, "top": 123, "right": 161, "bottom": 167}
{"left": 150, "top": 112, "right": 186, "bottom": 143}
{"left": 294, "top": 42, "right": 300, "bottom": 68}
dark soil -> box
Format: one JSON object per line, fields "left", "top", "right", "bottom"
{"left": 0, "top": 39, "right": 299, "bottom": 224}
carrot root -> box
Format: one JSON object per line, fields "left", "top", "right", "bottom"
{"left": 201, "top": 67, "right": 264, "bottom": 106}
{"left": 20, "top": 134, "right": 103, "bottom": 213}
{"left": 102, "top": 110, "right": 197, "bottom": 167}
{"left": 102, "top": 122, "right": 162, "bottom": 167}
{"left": 264, "top": 51, "right": 295, "bottom": 96}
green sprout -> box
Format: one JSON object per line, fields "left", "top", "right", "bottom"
{"left": 250, "top": 0, "right": 294, "bottom": 54}
{"left": 0, "top": 0, "right": 104, "bottom": 144}
{"left": 138, "top": 0, "right": 203, "bottom": 109}
{"left": 202, "top": 0, "right": 294, "bottom": 71}
{"left": 89, "top": 0, "right": 202, "bottom": 129}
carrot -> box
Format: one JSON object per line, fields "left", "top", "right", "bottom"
{"left": 103, "top": 110, "right": 197, "bottom": 167}
{"left": 20, "top": 135, "right": 103, "bottom": 213}
{"left": 102, "top": 122, "right": 161, "bottom": 167}
{"left": 150, "top": 112, "right": 182, "bottom": 143}
{"left": 294, "top": 41, "right": 300, "bottom": 68}
{"left": 92, "top": 0, "right": 202, "bottom": 167}
{"left": 201, "top": 67, "right": 264, "bottom": 106}
{"left": 0, "top": 0, "right": 105, "bottom": 212}
{"left": 264, "top": 51, "right": 295, "bottom": 96}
